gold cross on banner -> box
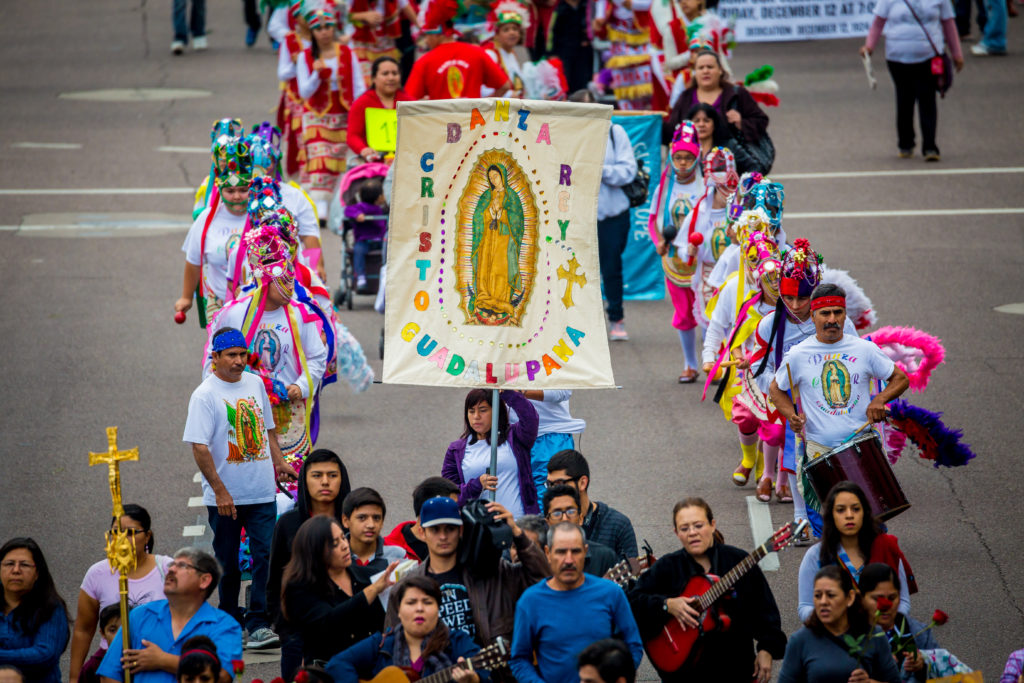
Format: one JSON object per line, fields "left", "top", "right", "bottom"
{"left": 89, "top": 426, "right": 139, "bottom": 521}
{"left": 556, "top": 256, "right": 587, "bottom": 309}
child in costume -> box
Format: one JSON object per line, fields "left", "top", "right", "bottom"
{"left": 647, "top": 120, "right": 705, "bottom": 383}
{"left": 343, "top": 176, "right": 388, "bottom": 290}
{"left": 686, "top": 145, "right": 738, "bottom": 329}
{"left": 701, "top": 213, "right": 783, "bottom": 489}
{"left": 708, "top": 178, "right": 787, "bottom": 290}
{"left": 178, "top": 132, "right": 253, "bottom": 325}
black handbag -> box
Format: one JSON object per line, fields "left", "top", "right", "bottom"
{"left": 900, "top": 0, "right": 954, "bottom": 97}
{"left": 610, "top": 126, "right": 650, "bottom": 209}
{"left": 725, "top": 95, "right": 775, "bottom": 175}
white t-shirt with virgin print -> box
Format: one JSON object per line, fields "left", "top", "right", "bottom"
{"left": 183, "top": 372, "right": 277, "bottom": 506}
{"left": 774, "top": 333, "right": 896, "bottom": 448}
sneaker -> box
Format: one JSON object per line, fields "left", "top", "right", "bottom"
{"left": 356, "top": 275, "right": 368, "bottom": 289}
{"left": 171, "top": 40, "right": 186, "bottom": 55}
{"left": 608, "top": 321, "right": 629, "bottom": 341}
{"left": 971, "top": 43, "right": 1007, "bottom": 55}
{"left": 246, "top": 27, "right": 259, "bottom": 47}
{"left": 897, "top": 149, "right": 913, "bottom": 159}
{"left": 246, "top": 627, "right": 280, "bottom": 650}
{"left": 923, "top": 150, "right": 941, "bottom": 162}
{"left": 193, "top": 35, "right": 208, "bottom": 50}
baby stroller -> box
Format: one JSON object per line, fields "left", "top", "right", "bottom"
{"left": 328, "top": 162, "right": 390, "bottom": 310}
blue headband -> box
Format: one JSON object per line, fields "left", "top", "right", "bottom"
{"left": 211, "top": 329, "right": 248, "bottom": 352}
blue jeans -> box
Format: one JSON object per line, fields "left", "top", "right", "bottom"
{"left": 172, "top": 0, "right": 206, "bottom": 41}
{"left": 207, "top": 502, "right": 275, "bottom": 632}
{"left": 980, "top": 0, "right": 1007, "bottom": 51}
{"left": 530, "top": 432, "right": 575, "bottom": 498}
{"left": 353, "top": 239, "right": 372, "bottom": 277}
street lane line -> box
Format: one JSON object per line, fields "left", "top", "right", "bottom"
{"left": 182, "top": 525, "right": 206, "bottom": 537}
{"left": 157, "top": 146, "right": 208, "bottom": 153}
{"left": 746, "top": 496, "right": 779, "bottom": 572}
{"left": 773, "top": 166, "right": 1024, "bottom": 180}
{"left": 11, "top": 142, "right": 83, "bottom": 150}
{"left": 0, "top": 188, "right": 193, "bottom": 195}
{"left": 787, "top": 208, "right": 1024, "bottom": 219}
{"left": 188, "top": 496, "right": 204, "bottom": 508}
{"left": 995, "top": 303, "right": 1024, "bottom": 315}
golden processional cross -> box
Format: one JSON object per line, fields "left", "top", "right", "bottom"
{"left": 89, "top": 426, "right": 139, "bottom": 683}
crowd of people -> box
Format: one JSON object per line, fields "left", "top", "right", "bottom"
{"left": 1, "top": 0, "right": 1014, "bottom": 681}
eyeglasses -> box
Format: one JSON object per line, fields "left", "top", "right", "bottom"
{"left": 545, "top": 477, "right": 578, "bottom": 487}
{"left": 1, "top": 561, "right": 36, "bottom": 571}
{"left": 547, "top": 508, "right": 579, "bottom": 520}
{"left": 168, "top": 560, "right": 202, "bottom": 573}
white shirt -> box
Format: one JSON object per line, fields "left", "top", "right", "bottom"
{"left": 282, "top": 181, "right": 321, "bottom": 238}
{"left": 182, "top": 372, "right": 278, "bottom": 506}
{"left": 205, "top": 303, "right": 328, "bottom": 398}
{"left": 462, "top": 438, "right": 524, "bottom": 518}
{"left": 752, "top": 311, "right": 858, "bottom": 394}
{"left": 702, "top": 272, "right": 776, "bottom": 364}
{"left": 874, "top": 0, "right": 953, "bottom": 63}
{"left": 182, "top": 204, "right": 247, "bottom": 303}
{"left": 296, "top": 48, "right": 368, "bottom": 100}
{"left": 774, "top": 333, "right": 897, "bottom": 448}
{"left": 510, "top": 390, "right": 587, "bottom": 436}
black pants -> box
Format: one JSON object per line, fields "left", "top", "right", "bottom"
{"left": 243, "top": 0, "right": 261, "bottom": 30}
{"left": 597, "top": 208, "right": 631, "bottom": 322}
{"left": 955, "top": 0, "right": 987, "bottom": 35}
{"left": 886, "top": 60, "right": 938, "bottom": 154}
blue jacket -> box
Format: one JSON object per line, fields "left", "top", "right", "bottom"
{"left": 326, "top": 628, "right": 491, "bottom": 683}
{"left": 0, "top": 604, "right": 69, "bottom": 683}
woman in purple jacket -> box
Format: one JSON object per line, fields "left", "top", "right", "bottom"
{"left": 442, "top": 389, "right": 539, "bottom": 516}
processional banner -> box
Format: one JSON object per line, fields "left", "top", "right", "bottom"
{"left": 383, "top": 98, "right": 616, "bottom": 389}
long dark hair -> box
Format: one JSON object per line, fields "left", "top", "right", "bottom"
{"left": 281, "top": 515, "right": 341, "bottom": 621}
{"left": 461, "top": 389, "right": 509, "bottom": 445}
{"left": 116, "top": 503, "right": 154, "bottom": 554}
{"left": 819, "top": 481, "right": 880, "bottom": 568}
{"left": 296, "top": 449, "right": 351, "bottom": 521}
{"left": 805, "top": 565, "right": 870, "bottom": 636}
{"left": 671, "top": 497, "right": 725, "bottom": 545}
{"left": 857, "top": 562, "right": 901, "bottom": 594}
{"left": 393, "top": 576, "right": 450, "bottom": 661}
{"left": 685, "top": 103, "right": 729, "bottom": 147}
{"left": 371, "top": 55, "right": 400, "bottom": 80}
{"left": 0, "top": 538, "right": 69, "bottom": 639}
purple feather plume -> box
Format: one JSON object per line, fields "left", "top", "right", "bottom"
{"left": 887, "top": 399, "right": 976, "bottom": 468}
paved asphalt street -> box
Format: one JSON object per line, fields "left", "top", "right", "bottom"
{"left": 2, "top": 0, "right": 1023, "bottom": 679}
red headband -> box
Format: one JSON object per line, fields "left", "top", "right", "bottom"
{"left": 181, "top": 649, "right": 218, "bottom": 661}
{"left": 811, "top": 296, "right": 846, "bottom": 311}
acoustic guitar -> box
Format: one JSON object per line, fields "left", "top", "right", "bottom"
{"left": 644, "top": 520, "right": 808, "bottom": 673}
{"left": 360, "top": 636, "right": 510, "bottom": 683}
{"left": 603, "top": 541, "right": 656, "bottom": 589}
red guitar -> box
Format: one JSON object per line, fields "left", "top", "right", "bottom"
{"left": 644, "top": 520, "right": 807, "bottom": 673}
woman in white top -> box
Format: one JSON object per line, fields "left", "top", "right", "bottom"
{"left": 68, "top": 505, "right": 172, "bottom": 683}
{"left": 442, "top": 390, "right": 540, "bottom": 516}
{"left": 860, "top": 0, "right": 963, "bottom": 160}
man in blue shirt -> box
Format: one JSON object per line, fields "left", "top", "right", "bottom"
{"left": 98, "top": 548, "right": 241, "bottom": 682}
{"left": 511, "top": 523, "right": 643, "bottom": 683}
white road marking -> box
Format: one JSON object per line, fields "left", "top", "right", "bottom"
{"left": 773, "top": 166, "right": 1024, "bottom": 180}
{"left": 157, "top": 146, "right": 209, "bottom": 154}
{"left": 11, "top": 142, "right": 82, "bottom": 150}
{"left": 193, "top": 472, "right": 202, "bottom": 483}
{"left": 182, "top": 525, "right": 206, "bottom": 537}
{"left": 746, "top": 496, "right": 779, "bottom": 572}
{"left": 787, "top": 208, "right": 1024, "bottom": 219}
{"left": 59, "top": 88, "right": 212, "bottom": 101}
{"left": 995, "top": 303, "right": 1024, "bottom": 315}
{"left": 188, "top": 496, "right": 204, "bottom": 507}
{"left": 0, "top": 188, "right": 192, "bottom": 195}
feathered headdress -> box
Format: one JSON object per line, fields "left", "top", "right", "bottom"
{"left": 780, "top": 238, "right": 821, "bottom": 298}
{"left": 885, "top": 400, "right": 976, "bottom": 468}
{"left": 305, "top": 0, "right": 338, "bottom": 29}
{"left": 486, "top": 0, "right": 530, "bottom": 35}
{"left": 819, "top": 267, "right": 877, "bottom": 330}
{"left": 741, "top": 181, "right": 784, "bottom": 234}
{"left": 866, "top": 326, "right": 945, "bottom": 392}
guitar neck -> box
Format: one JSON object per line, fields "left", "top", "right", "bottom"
{"left": 418, "top": 642, "right": 505, "bottom": 683}
{"left": 696, "top": 544, "right": 767, "bottom": 610}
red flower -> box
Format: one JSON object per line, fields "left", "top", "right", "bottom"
{"left": 932, "top": 609, "right": 949, "bottom": 626}
{"left": 270, "top": 678, "right": 286, "bottom": 683}
{"left": 875, "top": 597, "right": 894, "bottom": 612}
{"left": 295, "top": 672, "right": 310, "bottom": 683}
{"left": 232, "top": 659, "right": 245, "bottom": 674}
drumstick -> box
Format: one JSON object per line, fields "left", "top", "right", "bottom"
{"left": 839, "top": 419, "right": 877, "bottom": 444}
{"left": 785, "top": 363, "right": 801, "bottom": 414}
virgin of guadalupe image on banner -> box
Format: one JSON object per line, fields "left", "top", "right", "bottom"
{"left": 384, "top": 98, "right": 616, "bottom": 389}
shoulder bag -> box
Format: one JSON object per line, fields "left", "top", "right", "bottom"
{"left": 725, "top": 93, "right": 775, "bottom": 175}
{"left": 610, "top": 125, "right": 650, "bottom": 209}
{"left": 900, "top": 0, "right": 954, "bottom": 97}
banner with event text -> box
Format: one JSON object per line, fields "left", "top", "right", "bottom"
{"left": 719, "top": 0, "right": 876, "bottom": 41}
{"left": 384, "top": 98, "right": 617, "bottom": 390}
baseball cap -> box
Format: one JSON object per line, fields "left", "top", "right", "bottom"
{"left": 419, "top": 496, "right": 463, "bottom": 528}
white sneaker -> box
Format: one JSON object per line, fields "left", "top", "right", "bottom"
{"left": 193, "top": 35, "right": 208, "bottom": 51}
{"left": 608, "top": 321, "right": 629, "bottom": 341}
{"left": 170, "top": 40, "right": 186, "bottom": 55}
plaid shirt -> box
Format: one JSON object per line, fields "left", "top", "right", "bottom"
{"left": 582, "top": 500, "right": 638, "bottom": 560}
{"left": 1002, "top": 648, "right": 1024, "bottom": 683}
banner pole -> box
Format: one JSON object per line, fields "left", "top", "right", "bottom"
{"left": 489, "top": 388, "right": 499, "bottom": 502}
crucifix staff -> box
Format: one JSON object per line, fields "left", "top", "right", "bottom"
{"left": 89, "top": 426, "right": 139, "bottom": 683}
